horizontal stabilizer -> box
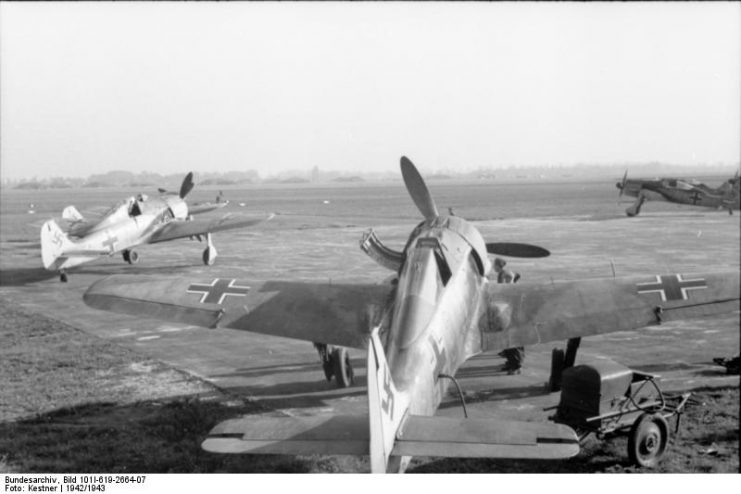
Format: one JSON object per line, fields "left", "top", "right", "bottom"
{"left": 202, "top": 414, "right": 368, "bottom": 456}
{"left": 392, "top": 415, "right": 579, "bottom": 460}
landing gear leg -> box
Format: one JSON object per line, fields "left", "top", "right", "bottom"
{"left": 549, "top": 337, "right": 581, "bottom": 392}
{"left": 59, "top": 270, "right": 68, "bottom": 283}
{"left": 626, "top": 195, "right": 646, "bottom": 217}
{"left": 202, "top": 233, "right": 217, "bottom": 266}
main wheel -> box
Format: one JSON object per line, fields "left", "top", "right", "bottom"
{"left": 122, "top": 250, "right": 131, "bottom": 263}
{"left": 60, "top": 272, "right": 68, "bottom": 283}
{"left": 128, "top": 250, "right": 139, "bottom": 264}
{"left": 628, "top": 413, "right": 669, "bottom": 468}
{"left": 332, "top": 348, "right": 354, "bottom": 388}
{"left": 202, "top": 248, "right": 216, "bottom": 266}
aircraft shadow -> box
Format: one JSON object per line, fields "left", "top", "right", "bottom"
{"left": 0, "top": 397, "right": 318, "bottom": 473}
{"left": 210, "top": 361, "right": 322, "bottom": 379}
{"left": 0, "top": 267, "right": 60, "bottom": 286}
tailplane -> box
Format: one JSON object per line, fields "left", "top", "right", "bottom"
{"left": 62, "top": 205, "right": 84, "bottom": 222}
{"left": 367, "top": 330, "right": 411, "bottom": 473}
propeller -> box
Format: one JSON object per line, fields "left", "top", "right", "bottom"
{"left": 617, "top": 169, "right": 628, "bottom": 198}
{"left": 179, "top": 172, "right": 194, "bottom": 199}
{"left": 486, "top": 242, "right": 550, "bottom": 258}
{"left": 401, "top": 156, "right": 439, "bottom": 221}
{"left": 157, "top": 172, "right": 195, "bottom": 199}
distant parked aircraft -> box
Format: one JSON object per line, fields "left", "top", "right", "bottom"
{"left": 616, "top": 170, "right": 740, "bottom": 216}
{"left": 41, "top": 172, "right": 271, "bottom": 282}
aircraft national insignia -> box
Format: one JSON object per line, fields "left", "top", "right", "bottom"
{"left": 636, "top": 274, "right": 707, "bottom": 302}
{"left": 187, "top": 279, "right": 250, "bottom": 304}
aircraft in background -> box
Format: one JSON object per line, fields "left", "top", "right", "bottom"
{"left": 616, "top": 170, "right": 740, "bottom": 217}
{"left": 83, "top": 157, "right": 740, "bottom": 472}
{"left": 41, "top": 172, "right": 272, "bottom": 282}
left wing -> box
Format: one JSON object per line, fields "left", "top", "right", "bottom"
{"left": 476, "top": 271, "right": 740, "bottom": 353}
{"left": 84, "top": 275, "right": 392, "bottom": 349}
{"left": 148, "top": 213, "right": 273, "bottom": 244}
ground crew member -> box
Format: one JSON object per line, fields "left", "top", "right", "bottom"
{"left": 494, "top": 257, "right": 524, "bottom": 374}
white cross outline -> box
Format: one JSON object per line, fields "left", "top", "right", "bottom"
{"left": 636, "top": 274, "right": 707, "bottom": 302}
{"left": 186, "top": 278, "right": 251, "bottom": 305}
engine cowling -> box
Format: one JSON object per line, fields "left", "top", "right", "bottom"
{"left": 165, "top": 197, "right": 188, "bottom": 220}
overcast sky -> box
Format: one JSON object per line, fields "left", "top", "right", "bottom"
{"left": 1, "top": 2, "right": 739, "bottom": 180}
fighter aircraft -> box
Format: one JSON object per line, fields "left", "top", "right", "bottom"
{"left": 83, "top": 157, "right": 740, "bottom": 472}
{"left": 41, "top": 172, "right": 271, "bottom": 282}
{"left": 616, "top": 170, "right": 740, "bottom": 216}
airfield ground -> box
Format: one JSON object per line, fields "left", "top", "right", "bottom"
{"left": 0, "top": 182, "right": 738, "bottom": 472}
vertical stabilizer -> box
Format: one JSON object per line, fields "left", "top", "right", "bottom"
{"left": 40, "top": 220, "right": 73, "bottom": 269}
{"left": 367, "top": 330, "right": 410, "bottom": 473}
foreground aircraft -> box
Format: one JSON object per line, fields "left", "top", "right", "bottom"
{"left": 42, "top": 173, "right": 271, "bottom": 282}
{"left": 616, "top": 170, "right": 740, "bottom": 216}
{"left": 83, "top": 157, "right": 740, "bottom": 472}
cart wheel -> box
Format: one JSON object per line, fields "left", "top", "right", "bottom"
{"left": 628, "top": 413, "right": 669, "bottom": 468}
{"left": 332, "top": 347, "right": 354, "bottom": 388}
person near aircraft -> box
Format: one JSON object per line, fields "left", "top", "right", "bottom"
{"left": 494, "top": 257, "right": 524, "bottom": 374}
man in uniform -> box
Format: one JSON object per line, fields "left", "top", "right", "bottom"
{"left": 493, "top": 257, "right": 524, "bottom": 374}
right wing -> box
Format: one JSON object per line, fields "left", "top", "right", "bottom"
{"left": 84, "top": 275, "right": 392, "bottom": 349}
{"left": 148, "top": 213, "right": 273, "bottom": 244}
{"left": 477, "top": 271, "right": 740, "bottom": 353}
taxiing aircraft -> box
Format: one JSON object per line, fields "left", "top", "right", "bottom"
{"left": 42, "top": 173, "right": 271, "bottom": 282}
{"left": 616, "top": 170, "right": 740, "bottom": 216}
{"left": 83, "top": 157, "right": 740, "bottom": 472}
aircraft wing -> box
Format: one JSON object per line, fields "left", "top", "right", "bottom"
{"left": 83, "top": 275, "right": 392, "bottom": 349}
{"left": 478, "top": 271, "right": 740, "bottom": 353}
{"left": 147, "top": 213, "right": 273, "bottom": 244}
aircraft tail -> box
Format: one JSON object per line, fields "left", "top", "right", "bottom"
{"left": 367, "top": 330, "right": 411, "bottom": 473}
{"left": 62, "top": 205, "right": 84, "bottom": 222}
{"left": 40, "top": 219, "right": 74, "bottom": 269}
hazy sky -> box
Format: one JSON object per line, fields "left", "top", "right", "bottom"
{"left": 1, "top": 2, "right": 739, "bottom": 180}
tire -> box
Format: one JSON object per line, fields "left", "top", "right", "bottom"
{"left": 60, "top": 272, "right": 68, "bottom": 283}
{"left": 628, "top": 413, "right": 669, "bottom": 468}
{"left": 202, "top": 248, "right": 215, "bottom": 266}
{"left": 332, "top": 348, "right": 354, "bottom": 388}
{"left": 128, "top": 250, "right": 139, "bottom": 264}
{"left": 122, "top": 250, "right": 131, "bottom": 263}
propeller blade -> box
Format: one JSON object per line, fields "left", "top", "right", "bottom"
{"left": 400, "top": 156, "right": 439, "bottom": 221}
{"left": 179, "top": 172, "right": 195, "bottom": 199}
{"left": 618, "top": 169, "right": 628, "bottom": 197}
{"left": 486, "top": 242, "right": 550, "bottom": 258}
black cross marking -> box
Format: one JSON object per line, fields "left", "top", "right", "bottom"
{"left": 690, "top": 190, "right": 702, "bottom": 205}
{"left": 636, "top": 274, "right": 707, "bottom": 302}
{"left": 102, "top": 231, "right": 118, "bottom": 252}
{"left": 187, "top": 279, "right": 250, "bottom": 304}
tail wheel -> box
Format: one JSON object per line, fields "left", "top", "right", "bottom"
{"left": 628, "top": 413, "right": 669, "bottom": 468}
{"left": 332, "top": 347, "right": 354, "bottom": 388}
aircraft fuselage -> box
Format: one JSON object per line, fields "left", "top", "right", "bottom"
{"left": 385, "top": 215, "right": 490, "bottom": 416}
